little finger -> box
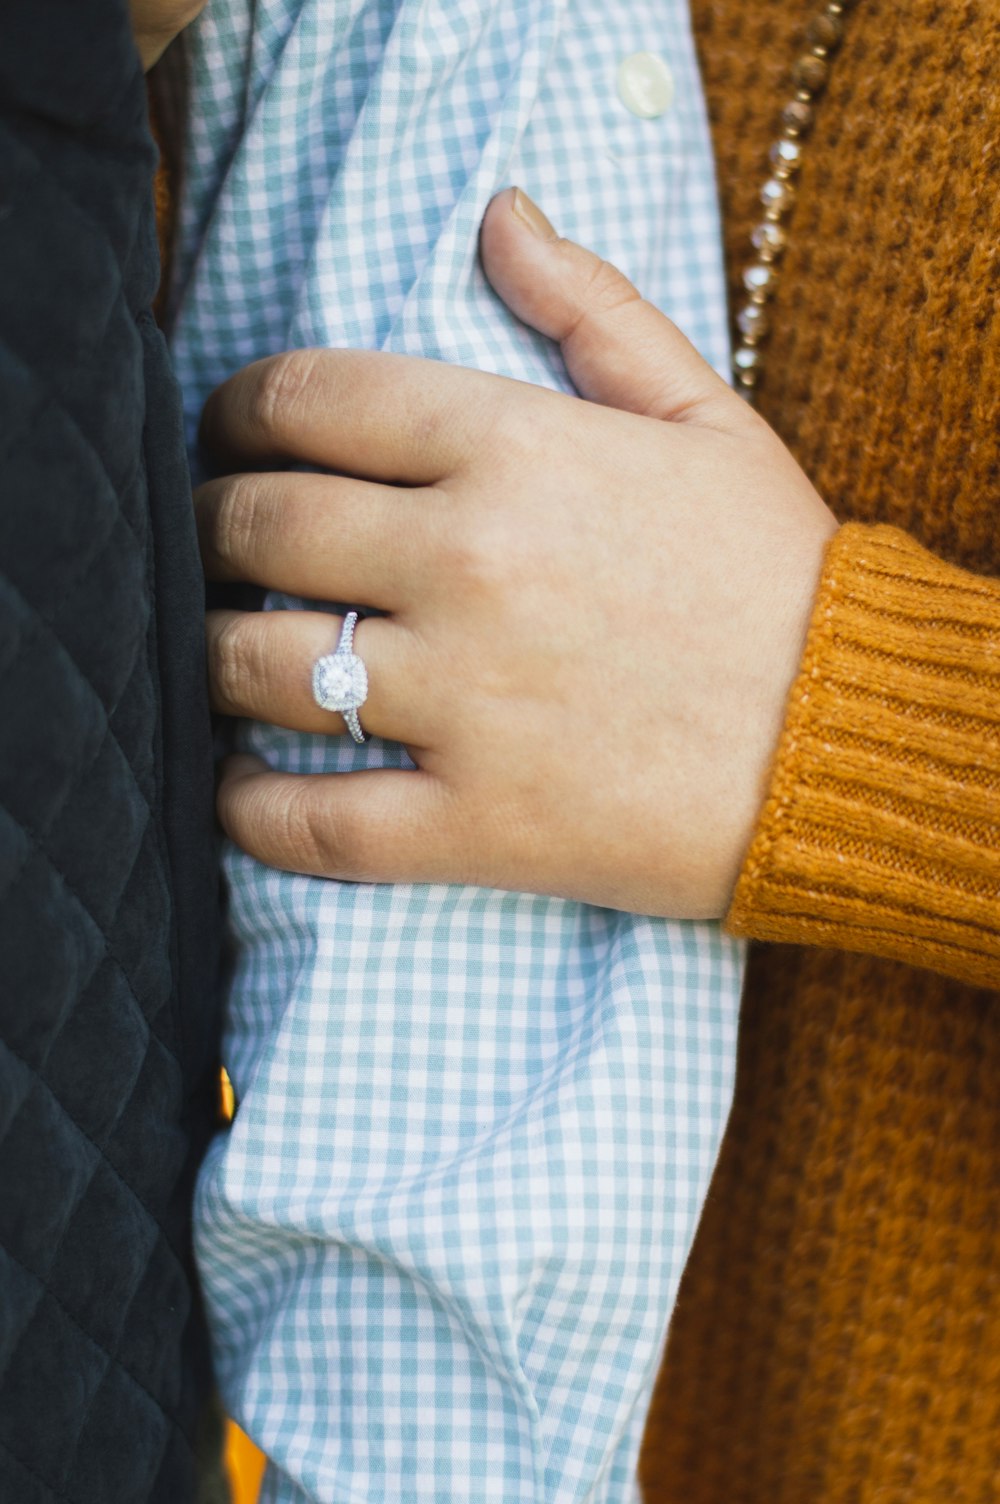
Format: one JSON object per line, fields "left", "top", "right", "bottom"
{"left": 218, "top": 761, "right": 472, "bottom": 885}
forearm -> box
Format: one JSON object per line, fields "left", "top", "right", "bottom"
{"left": 727, "top": 523, "right": 1000, "bottom": 988}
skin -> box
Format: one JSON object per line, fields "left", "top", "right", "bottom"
{"left": 130, "top": 0, "right": 206, "bottom": 68}
{"left": 197, "top": 188, "right": 838, "bottom": 920}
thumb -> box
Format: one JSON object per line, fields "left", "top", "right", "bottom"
{"left": 480, "top": 187, "right": 742, "bottom": 430}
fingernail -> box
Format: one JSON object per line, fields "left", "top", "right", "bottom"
{"left": 511, "top": 188, "right": 558, "bottom": 242}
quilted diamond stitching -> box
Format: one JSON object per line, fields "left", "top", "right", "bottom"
{"left": 0, "top": 799, "right": 162, "bottom": 1047}
{"left": 0, "top": 1436, "right": 74, "bottom": 1504}
{"left": 0, "top": 1034, "right": 196, "bottom": 1494}
{"left": 0, "top": 8, "right": 219, "bottom": 1497}
{"left": 0, "top": 568, "right": 153, "bottom": 836}
{"left": 0, "top": 363, "right": 133, "bottom": 583}
{"left": 0, "top": 1242, "right": 196, "bottom": 1488}
{"left": 0, "top": 1040, "right": 187, "bottom": 1282}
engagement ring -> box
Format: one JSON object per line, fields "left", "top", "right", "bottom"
{"left": 312, "top": 611, "right": 369, "bottom": 743}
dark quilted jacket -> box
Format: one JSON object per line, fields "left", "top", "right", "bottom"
{"left": 0, "top": 2, "right": 221, "bottom": 1500}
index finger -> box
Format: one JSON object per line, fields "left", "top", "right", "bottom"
{"left": 199, "top": 347, "right": 511, "bottom": 484}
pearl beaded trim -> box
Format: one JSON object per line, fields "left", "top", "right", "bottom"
{"left": 732, "top": 0, "right": 859, "bottom": 400}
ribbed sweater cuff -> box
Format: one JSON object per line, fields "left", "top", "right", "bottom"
{"left": 726, "top": 523, "right": 1000, "bottom": 988}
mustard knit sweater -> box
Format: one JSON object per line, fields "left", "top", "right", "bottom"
{"left": 640, "top": 2, "right": 1000, "bottom": 1500}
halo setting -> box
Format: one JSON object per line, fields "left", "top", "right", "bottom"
{"left": 311, "top": 611, "right": 369, "bottom": 742}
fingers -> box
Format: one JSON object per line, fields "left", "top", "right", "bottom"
{"left": 479, "top": 187, "right": 744, "bottom": 431}
{"left": 195, "top": 470, "right": 431, "bottom": 608}
{"left": 206, "top": 610, "right": 429, "bottom": 743}
{"left": 218, "top": 760, "right": 465, "bottom": 884}
{"left": 199, "top": 347, "right": 514, "bottom": 483}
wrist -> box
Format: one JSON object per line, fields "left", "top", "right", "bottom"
{"left": 719, "top": 510, "right": 840, "bottom": 910}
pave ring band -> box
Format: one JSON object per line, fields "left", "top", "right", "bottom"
{"left": 311, "top": 611, "right": 369, "bottom": 743}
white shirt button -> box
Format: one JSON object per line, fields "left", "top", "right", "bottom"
{"left": 616, "top": 52, "right": 675, "bottom": 119}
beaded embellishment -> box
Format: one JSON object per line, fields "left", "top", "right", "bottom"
{"left": 732, "top": 0, "right": 859, "bottom": 399}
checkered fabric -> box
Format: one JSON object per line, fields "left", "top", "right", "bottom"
{"left": 168, "top": 1, "right": 743, "bottom": 1499}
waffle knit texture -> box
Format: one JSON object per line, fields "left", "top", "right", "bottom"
{"left": 639, "top": 2, "right": 1000, "bottom": 1501}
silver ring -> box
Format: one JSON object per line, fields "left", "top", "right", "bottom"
{"left": 311, "top": 610, "right": 369, "bottom": 743}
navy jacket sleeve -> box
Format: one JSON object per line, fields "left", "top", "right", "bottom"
{"left": 0, "top": 3, "right": 221, "bottom": 1500}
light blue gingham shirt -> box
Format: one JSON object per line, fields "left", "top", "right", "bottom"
{"left": 169, "top": 2, "right": 743, "bottom": 1499}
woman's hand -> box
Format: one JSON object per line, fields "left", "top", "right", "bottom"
{"left": 198, "top": 188, "right": 838, "bottom": 919}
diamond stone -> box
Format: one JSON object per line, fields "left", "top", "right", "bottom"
{"left": 313, "top": 652, "right": 368, "bottom": 712}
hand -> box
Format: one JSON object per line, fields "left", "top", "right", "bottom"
{"left": 130, "top": 0, "right": 206, "bottom": 68}
{"left": 198, "top": 188, "right": 838, "bottom": 919}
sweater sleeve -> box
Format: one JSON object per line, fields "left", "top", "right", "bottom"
{"left": 725, "top": 522, "right": 1000, "bottom": 989}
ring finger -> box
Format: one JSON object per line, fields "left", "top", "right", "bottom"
{"left": 206, "top": 609, "right": 431, "bottom": 744}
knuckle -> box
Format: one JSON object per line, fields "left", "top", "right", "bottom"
{"left": 576, "top": 255, "right": 641, "bottom": 319}
{"left": 211, "top": 474, "right": 268, "bottom": 570}
{"left": 250, "top": 349, "right": 318, "bottom": 447}
{"left": 438, "top": 517, "right": 508, "bottom": 597}
{"left": 210, "top": 615, "right": 258, "bottom": 714}
{"left": 283, "top": 783, "right": 367, "bottom": 878}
